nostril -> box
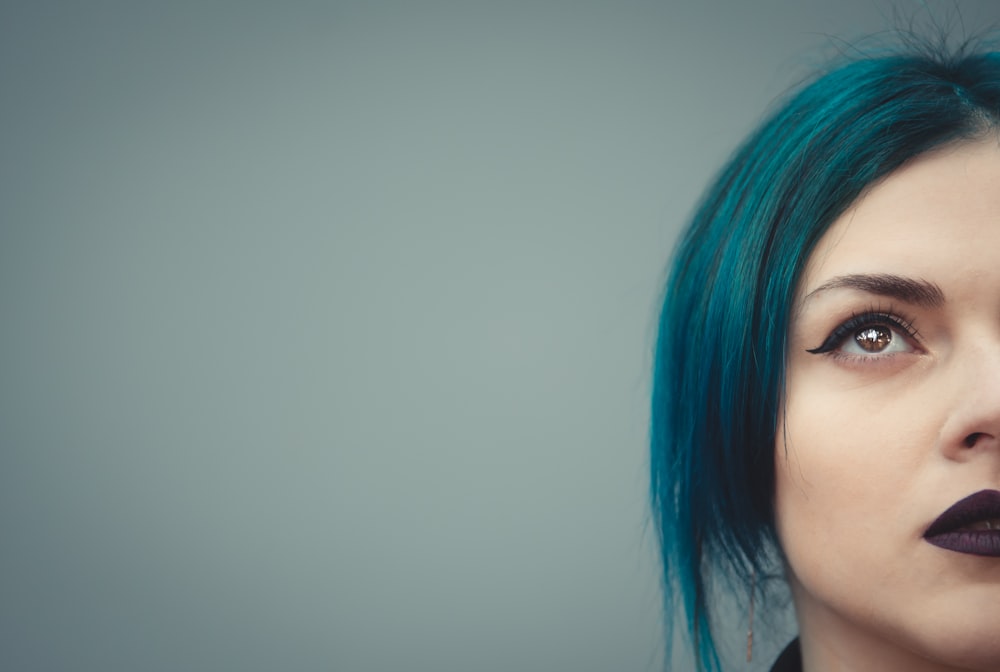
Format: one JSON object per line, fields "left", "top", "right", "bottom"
{"left": 963, "top": 432, "right": 986, "bottom": 448}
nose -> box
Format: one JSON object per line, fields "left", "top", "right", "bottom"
{"left": 939, "top": 340, "right": 1000, "bottom": 461}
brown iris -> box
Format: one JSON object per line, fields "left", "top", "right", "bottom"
{"left": 855, "top": 325, "right": 892, "bottom": 352}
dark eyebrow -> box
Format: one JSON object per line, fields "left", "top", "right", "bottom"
{"left": 801, "top": 273, "right": 945, "bottom": 308}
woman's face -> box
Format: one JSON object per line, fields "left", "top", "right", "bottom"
{"left": 775, "top": 137, "right": 1000, "bottom": 671}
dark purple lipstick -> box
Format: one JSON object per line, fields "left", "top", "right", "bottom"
{"left": 924, "top": 489, "right": 1000, "bottom": 557}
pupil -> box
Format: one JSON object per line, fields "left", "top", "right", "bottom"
{"left": 856, "top": 326, "right": 891, "bottom": 352}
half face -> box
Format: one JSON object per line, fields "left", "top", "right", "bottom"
{"left": 776, "top": 137, "right": 1000, "bottom": 671}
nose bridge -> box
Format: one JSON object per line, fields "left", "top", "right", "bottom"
{"left": 941, "top": 330, "right": 1000, "bottom": 452}
{"left": 960, "top": 327, "right": 1000, "bottom": 387}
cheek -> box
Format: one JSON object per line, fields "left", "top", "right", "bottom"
{"left": 773, "top": 386, "right": 929, "bottom": 579}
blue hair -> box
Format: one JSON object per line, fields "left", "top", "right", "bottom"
{"left": 651, "top": 43, "right": 1000, "bottom": 670}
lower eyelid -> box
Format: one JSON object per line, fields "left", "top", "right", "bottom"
{"left": 822, "top": 349, "right": 920, "bottom": 371}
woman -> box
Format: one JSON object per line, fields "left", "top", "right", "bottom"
{"left": 651, "top": 39, "right": 1000, "bottom": 671}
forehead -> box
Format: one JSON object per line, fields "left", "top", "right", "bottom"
{"left": 799, "top": 137, "right": 1000, "bottom": 297}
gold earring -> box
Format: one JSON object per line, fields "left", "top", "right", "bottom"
{"left": 746, "top": 569, "right": 755, "bottom": 663}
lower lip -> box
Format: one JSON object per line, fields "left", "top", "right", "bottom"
{"left": 925, "top": 531, "right": 1000, "bottom": 557}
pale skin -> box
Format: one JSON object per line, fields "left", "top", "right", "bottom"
{"left": 776, "top": 136, "right": 1000, "bottom": 671}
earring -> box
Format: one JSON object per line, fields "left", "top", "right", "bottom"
{"left": 746, "top": 569, "right": 755, "bottom": 663}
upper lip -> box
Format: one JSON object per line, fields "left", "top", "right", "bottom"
{"left": 925, "top": 489, "right": 1000, "bottom": 537}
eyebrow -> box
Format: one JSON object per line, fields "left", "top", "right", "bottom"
{"left": 801, "top": 273, "right": 945, "bottom": 308}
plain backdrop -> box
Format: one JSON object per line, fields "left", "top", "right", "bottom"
{"left": 4, "top": 1, "right": 1000, "bottom": 670}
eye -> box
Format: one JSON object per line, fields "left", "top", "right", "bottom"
{"left": 806, "top": 311, "right": 920, "bottom": 358}
{"left": 841, "top": 323, "right": 910, "bottom": 355}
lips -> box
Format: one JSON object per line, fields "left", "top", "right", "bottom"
{"left": 924, "top": 489, "right": 1000, "bottom": 557}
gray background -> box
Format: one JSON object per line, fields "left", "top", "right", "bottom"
{"left": 4, "top": 1, "right": 1000, "bottom": 670}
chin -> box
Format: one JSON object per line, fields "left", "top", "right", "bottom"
{"left": 903, "top": 607, "right": 1000, "bottom": 671}
{"left": 925, "top": 645, "right": 1000, "bottom": 672}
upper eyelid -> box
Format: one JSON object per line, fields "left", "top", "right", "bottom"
{"left": 805, "top": 302, "right": 920, "bottom": 335}
{"left": 805, "top": 309, "right": 920, "bottom": 355}
{"left": 792, "top": 282, "right": 942, "bottom": 331}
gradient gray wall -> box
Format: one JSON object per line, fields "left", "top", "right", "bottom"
{"left": 4, "top": 2, "right": 1000, "bottom": 670}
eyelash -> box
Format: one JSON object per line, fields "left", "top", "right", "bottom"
{"left": 806, "top": 307, "right": 921, "bottom": 357}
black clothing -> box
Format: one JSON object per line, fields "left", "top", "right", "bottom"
{"left": 770, "top": 638, "right": 802, "bottom": 672}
